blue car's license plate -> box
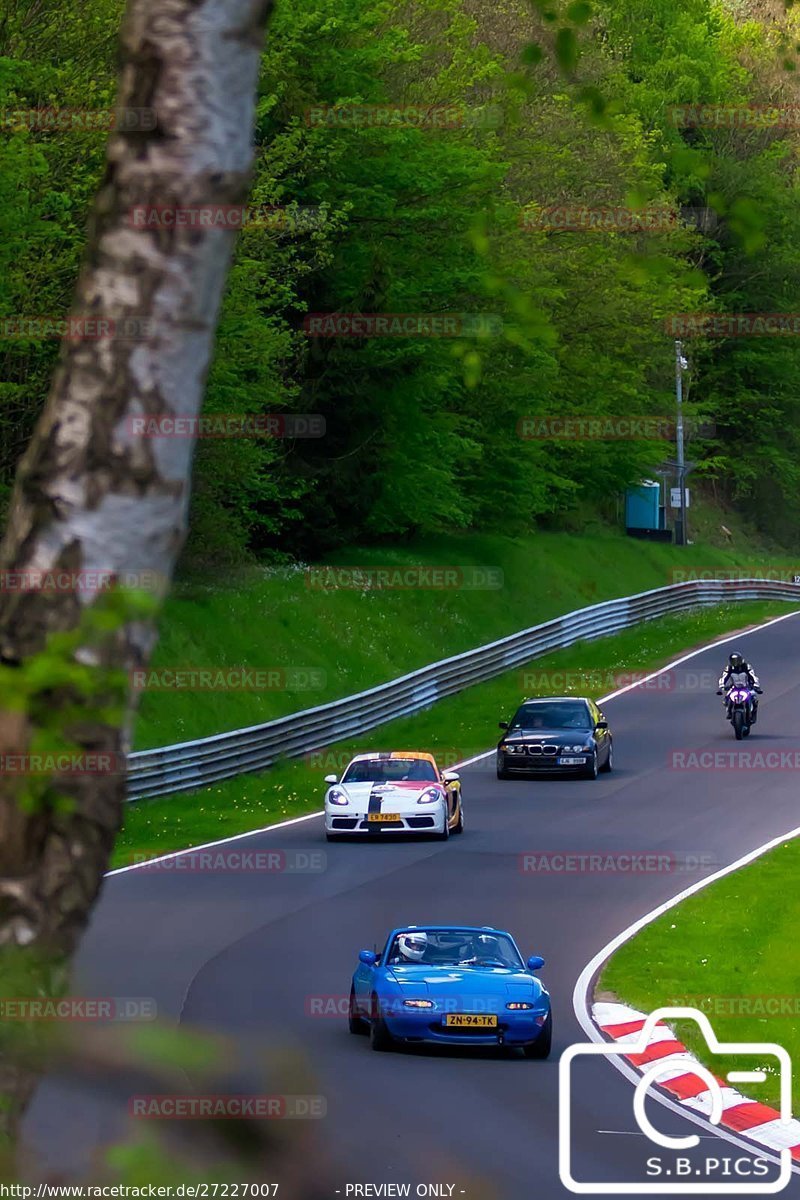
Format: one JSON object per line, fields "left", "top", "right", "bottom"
{"left": 444, "top": 1014, "right": 498, "bottom": 1028}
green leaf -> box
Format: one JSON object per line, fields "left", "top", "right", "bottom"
{"left": 554, "top": 27, "right": 579, "bottom": 74}
{"left": 566, "top": 1, "right": 593, "bottom": 24}
{"left": 521, "top": 43, "right": 544, "bottom": 66}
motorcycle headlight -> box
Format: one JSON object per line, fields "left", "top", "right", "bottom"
{"left": 328, "top": 788, "right": 348, "bottom": 806}
{"left": 418, "top": 788, "right": 442, "bottom": 804}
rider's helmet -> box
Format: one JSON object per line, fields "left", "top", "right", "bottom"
{"left": 397, "top": 931, "right": 428, "bottom": 962}
{"left": 728, "top": 651, "right": 745, "bottom": 671}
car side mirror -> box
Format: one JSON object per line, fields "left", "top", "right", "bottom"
{"left": 359, "top": 950, "right": 377, "bottom": 967}
{"left": 499, "top": 721, "right": 508, "bottom": 730}
{"left": 527, "top": 955, "right": 545, "bottom": 972}
{"left": 595, "top": 721, "right": 608, "bottom": 731}
{"left": 442, "top": 771, "right": 460, "bottom": 782}
{"left": 324, "top": 774, "right": 338, "bottom": 785}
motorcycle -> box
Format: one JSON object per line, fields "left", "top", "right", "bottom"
{"left": 724, "top": 685, "right": 757, "bottom": 740}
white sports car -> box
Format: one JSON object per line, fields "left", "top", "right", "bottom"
{"left": 324, "top": 751, "right": 463, "bottom": 843}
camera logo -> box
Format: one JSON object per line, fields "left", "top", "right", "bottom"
{"left": 559, "top": 1006, "right": 794, "bottom": 1194}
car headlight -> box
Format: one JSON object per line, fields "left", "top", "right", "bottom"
{"left": 403, "top": 999, "right": 434, "bottom": 1008}
{"left": 327, "top": 788, "right": 348, "bottom": 806}
{"left": 506, "top": 1001, "right": 534, "bottom": 1010}
{"left": 564, "top": 744, "right": 590, "bottom": 753}
{"left": 417, "top": 788, "right": 442, "bottom": 804}
{"left": 503, "top": 744, "right": 522, "bottom": 754}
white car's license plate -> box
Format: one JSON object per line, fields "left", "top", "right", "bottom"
{"left": 558, "top": 756, "right": 585, "bottom": 765}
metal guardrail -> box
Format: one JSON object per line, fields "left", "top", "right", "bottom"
{"left": 127, "top": 578, "right": 799, "bottom": 801}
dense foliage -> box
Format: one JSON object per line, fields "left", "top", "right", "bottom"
{"left": 2, "top": 0, "right": 799, "bottom": 560}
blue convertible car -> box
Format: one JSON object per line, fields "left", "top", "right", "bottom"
{"left": 348, "top": 925, "right": 551, "bottom": 1056}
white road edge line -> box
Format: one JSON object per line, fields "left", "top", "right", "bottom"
{"left": 107, "top": 810, "right": 324, "bottom": 875}
{"left": 108, "top": 606, "right": 800, "bottom": 877}
{"left": 571, "top": 605, "right": 800, "bottom": 1174}
{"left": 572, "top": 827, "right": 800, "bottom": 1175}
{"left": 109, "top": 605, "right": 800, "bottom": 1168}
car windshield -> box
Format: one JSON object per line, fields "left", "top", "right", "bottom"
{"left": 510, "top": 701, "right": 591, "bottom": 730}
{"left": 386, "top": 928, "right": 523, "bottom": 968}
{"left": 342, "top": 757, "right": 438, "bottom": 784}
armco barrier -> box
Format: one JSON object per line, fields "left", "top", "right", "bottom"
{"left": 127, "top": 578, "right": 799, "bottom": 800}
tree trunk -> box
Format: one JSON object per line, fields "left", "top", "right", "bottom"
{"left": 0, "top": 0, "right": 273, "bottom": 1140}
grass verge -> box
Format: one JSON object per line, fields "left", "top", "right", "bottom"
{"left": 600, "top": 835, "right": 800, "bottom": 1113}
{"left": 134, "top": 528, "right": 797, "bottom": 750}
{"left": 115, "top": 598, "right": 795, "bottom": 868}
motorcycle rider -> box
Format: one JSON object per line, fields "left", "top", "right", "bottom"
{"left": 717, "top": 651, "right": 762, "bottom": 722}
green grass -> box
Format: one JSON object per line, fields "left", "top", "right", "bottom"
{"left": 600, "top": 835, "right": 800, "bottom": 1113}
{"left": 115, "top": 598, "right": 794, "bottom": 868}
{"left": 134, "top": 527, "right": 798, "bottom": 751}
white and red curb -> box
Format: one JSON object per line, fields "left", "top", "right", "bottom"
{"left": 593, "top": 1001, "right": 800, "bottom": 1161}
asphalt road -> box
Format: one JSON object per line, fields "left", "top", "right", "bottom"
{"left": 23, "top": 611, "right": 800, "bottom": 1198}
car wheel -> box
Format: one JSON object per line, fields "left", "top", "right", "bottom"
{"left": 436, "top": 808, "right": 451, "bottom": 840}
{"left": 601, "top": 739, "right": 613, "bottom": 772}
{"left": 348, "top": 986, "right": 366, "bottom": 1034}
{"left": 369, "top": 995, "right": 394, "bottom": 1051}
{"left": 453, "top": 800, "right": 464, "bottom": 834}
{"left": 523, "top": 1013, "right": 552, "bottom": 1059}
{"left": 496, "top": 761, "right": 511, "bottom": 780}
{"left": 583, "top": 749, "right": 599, "bottom": 780}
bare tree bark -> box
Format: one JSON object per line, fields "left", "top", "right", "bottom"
{"left": 0, "top": 0, "right": 273, "bottom": 1140}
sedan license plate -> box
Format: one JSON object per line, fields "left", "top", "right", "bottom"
{"left": 444, "top": 1014, "right": 498, "bottom": 1028}
{"left": 367, "top": 813, "right": 400, "bottom": 823}
{"left": 558, "top": 756, "right": 584, "bottom": 765}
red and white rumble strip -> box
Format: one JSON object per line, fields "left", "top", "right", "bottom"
{"left": 593, "top": 1002, "right": 800, "bottom": 1162}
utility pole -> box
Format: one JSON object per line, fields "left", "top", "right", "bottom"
{"left": 675, "top": 339, "right": 688, "bottom": 546}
